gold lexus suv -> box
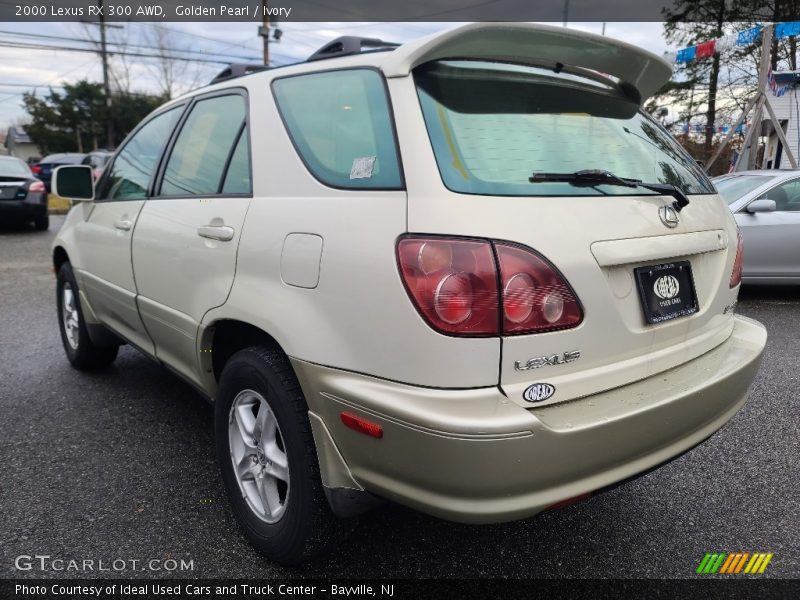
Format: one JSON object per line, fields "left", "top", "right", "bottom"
{"left": 51, "top": 23, "right": 767, "bottom": 565}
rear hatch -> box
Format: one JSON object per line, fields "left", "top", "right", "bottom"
{"left": 397, "top": 24, "right": 740, "bottom": 406}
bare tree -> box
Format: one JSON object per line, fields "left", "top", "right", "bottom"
{"left": 143, "top": 24, "right": 206, "bottom": 99}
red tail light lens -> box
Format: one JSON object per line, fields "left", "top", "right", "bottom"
{"left": 31, "top": 165, "right": 42, "bottom": 174}
{"left": 29, "top": 180, "right": 45, "bottom": 193}
{"left": 397, "top": 236, "right": 583, "bottom": 336}
{"left": 496, "top": 243, "right": 583, "bottom": 334}
{"left": 730, "top": 230, "right": 744, "bottom": 288}
{"left": 397, "top": 237, "right": 499, "bottom": 336}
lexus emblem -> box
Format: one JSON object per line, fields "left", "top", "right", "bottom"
{"left": 523, "top": 383, "right": 556, "bottom": 403}
{"left": 654, "top": 275, "right": 680, "bottom": 300}
{"left": 659, "top": 205, "right": 679, "bottom": 228}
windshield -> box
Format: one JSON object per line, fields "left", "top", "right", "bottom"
{"left": 0, "top": 158, "right": 32, "bottom": 178}
{"left": 713, "top": 175, "right": 773, "bottom": 205}
{"left": 414, "top": 60, "right": 715, "bottom": 197}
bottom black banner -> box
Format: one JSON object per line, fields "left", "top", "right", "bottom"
{"left": 2, "top": 579, "right": 799, "bottom": 600}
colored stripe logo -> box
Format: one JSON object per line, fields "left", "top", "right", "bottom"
{"left": 696, "top": 552, "right": 773, "bottom": 574}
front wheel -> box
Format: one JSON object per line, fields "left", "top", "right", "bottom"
{"left": 215, "top": 346, "right": 352, "bottom": 565}
{"left": 57, "top": 262, "right": 118, "bottom": 370}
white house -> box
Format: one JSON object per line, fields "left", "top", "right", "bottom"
{"left": 761, "top": 70, "right": 800, "bottom": 169}
{"left": 3, "top": 126, "right": 40, "bottom": 162}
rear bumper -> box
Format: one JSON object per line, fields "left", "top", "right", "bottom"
{"left": 293, "top": 315, "right": 766, "bottom": 523}
{"left": 0, "top": 197, "right": 47, "bottom": 220}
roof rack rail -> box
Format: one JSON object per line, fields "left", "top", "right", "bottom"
{"left": 307, "top": 36, "right": 400, "bottom": 62}
{"left": 209, "top": 63, "right": 270, "bottom": 85}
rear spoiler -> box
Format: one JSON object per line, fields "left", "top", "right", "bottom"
{"left": 380, "top": 22, "right": 671, "bottom": 104}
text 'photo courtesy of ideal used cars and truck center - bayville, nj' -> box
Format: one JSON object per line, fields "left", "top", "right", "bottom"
{"left": 1, "top": 0, "right": 799, "bottom": 597}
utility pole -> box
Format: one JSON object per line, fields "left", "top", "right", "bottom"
{"left": 261, "top": 0, "right": 269, "bottom": 66}
{"left": 745, "top": 23, "right": 773, "bottom": 169}
{"left": 98, "top": 0, "right": 113, "bottom": 148}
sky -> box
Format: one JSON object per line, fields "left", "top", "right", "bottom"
{"left": 0, "top": 21, "right": 669, "bottom": 132}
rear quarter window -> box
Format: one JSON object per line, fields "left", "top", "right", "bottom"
{"left": 272, "top": 69, "right": 403, "bottom": 190}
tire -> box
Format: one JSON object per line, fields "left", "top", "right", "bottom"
{"left": 215, "top": 346, "right": 352, "bottom": 565}
{"left": 34, "top": 214, "right": 49, "bottom": 231}
{"left": 57, "top": 262, "right": 119, "bottom": 370}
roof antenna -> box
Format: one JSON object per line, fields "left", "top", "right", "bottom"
{"left": 554, "top": 62, "right": 564, "bottom": 74}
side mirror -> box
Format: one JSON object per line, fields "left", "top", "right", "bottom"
{"left": 53, "top": 165, "right": 95, "bottom": 201}
{"left": 746, "top": 199, "right": 777, "bottom": 214}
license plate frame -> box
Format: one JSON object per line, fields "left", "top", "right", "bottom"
{"left": 634, "top": 260, "right": 698, "bottom": 325}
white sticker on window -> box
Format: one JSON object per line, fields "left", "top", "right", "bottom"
{"left": 350, "top": 156, "right": 376, "bottom": 179}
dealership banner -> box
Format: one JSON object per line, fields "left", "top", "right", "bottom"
{"left": 2, "top": 579, "right": 800, "bottom": 599}
{"left": 0, "top": 0, "right": 791, "bottom": 23}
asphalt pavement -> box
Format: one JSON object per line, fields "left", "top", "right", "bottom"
{"left": 1, "top": 215, "right": 798, "bottom": 579}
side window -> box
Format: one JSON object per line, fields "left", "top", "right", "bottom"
{"left": 272, "top": 69, "right": 402, "bottom": 189}
{"left": 160, "top": 94, "right": 247, "bottom": 196}
{"left": 759, "top": 179, "right": 800, "bottom": 211}
{"left": 222, "top": 128, "right": 251, "bottom": 194}
{"left": 98, "top": 107, "right": 181, "bottom": 201}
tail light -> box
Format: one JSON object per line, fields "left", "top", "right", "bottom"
{"left": 397, "top": 236, "right": 582, "bottom": 337}
{"left": 29, "top": 181, "right": 45, "bottom": 193}
{"left": 397, "top": 238, "right": 499, "bottom": 335}
{"left": 31, "top": 165, "right": 42, "bottom": 175}
{"left": 495, "top": 243, "right": 583, "bottom": 334}
{"left": 730, "top": 230, "right": 744, "bottom": 288}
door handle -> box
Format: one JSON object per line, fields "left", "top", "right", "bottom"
{"left": 197, "top": 225, "right": 235, "bottom": 242}
{"left": 114, "top": 219, "right": 132, "bottom": 231}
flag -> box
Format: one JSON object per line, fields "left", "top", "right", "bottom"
{"left": 676, "top": 47, "right": 696, "bottom": 63}
{"left": 775, "top": 22, "right": 800, "bottom": 40}
{"left": 696, "top": 40, "right": 716, "bottom": 58}
{"left": 737, "top": 25, "right": 762, "bottom": 46}
{"left": 715, "top": 35, "right": 736, "bottom": 52}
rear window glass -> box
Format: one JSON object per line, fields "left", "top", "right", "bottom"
{"left": 714, "top": 175, "right": 772, "bottom": 205}
{"left": 272, "top": 69, "right": 402, "bottom": 189}
{"left": 0, "top": 158, "right": 31, "bottom": 178}
{"left": 415, "top": 60, "right": 715, "bottom": 197}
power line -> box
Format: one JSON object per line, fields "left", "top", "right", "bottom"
{"left": 0, "top": 39, "right": 259, "bottom": 65}
{"left": 0, "top": 83, "right": 68, "bottom": 88}
{"left": 0, "top": 29, "right": 266, "bottom": 63}
{"left": 0, "top": 58, "right": 96, "bottom": 105}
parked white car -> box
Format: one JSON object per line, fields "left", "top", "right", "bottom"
{"left": 52, "top": 23, "right": 766, "bottom": 565}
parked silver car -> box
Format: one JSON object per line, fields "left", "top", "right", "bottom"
{"left": 714, "top": 170, "right": 800, "bottom": 283}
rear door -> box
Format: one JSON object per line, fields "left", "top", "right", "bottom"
{"left": 736, "top": 177, "right": 800, "bottom": 278}
{"left": 71, "top": 106, "right": 183, "bottom": 354}
{"left": 131, "top": 89, "right": 252, "bottom": 387}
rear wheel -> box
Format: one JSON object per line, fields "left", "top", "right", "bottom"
{"left": 57, "top": 262, "right": 118, "bottom": 370}
{"left": 33, "top": 214, "right": 49, "bottom": 231}
{"left": 215, "top": 346, "right": 351, "bottom": 565}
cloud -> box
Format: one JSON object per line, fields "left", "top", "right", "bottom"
{"left": 0, "top": 21, "right": 669, "bottom": 133}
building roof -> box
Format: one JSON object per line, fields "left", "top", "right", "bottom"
{"left": 5, "top": 126, "right": 32, "bottom": 146}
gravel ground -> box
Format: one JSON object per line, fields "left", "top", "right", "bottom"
{"left": 0, "top": 215, "right": 797, "bottom": 579}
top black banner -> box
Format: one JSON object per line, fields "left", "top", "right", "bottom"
{"left": 0, "top": 0, "right": 790, "bottom": 23}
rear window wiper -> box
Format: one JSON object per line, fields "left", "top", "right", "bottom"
{"left": 529, "top": 169, "right": 690, "bottom": 212}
